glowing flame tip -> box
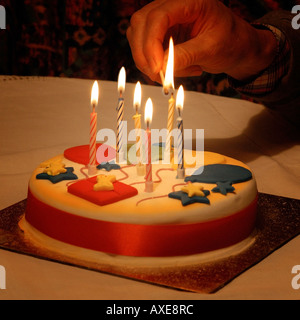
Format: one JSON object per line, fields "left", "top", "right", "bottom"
{"left": 176, "top": 85, "right": 184, "bottom": 111}
{"left": 118, "top": 67, "right": 126, "bottom": 93}
{"left": 164, "top": 37, "right": 174, "bottom": 91}
{"left": 91, "top": 81, "right": 99, "bottom": 106}
{"left": 134, "top": 81, "right": 141, "bottom": 110}
{"left": 144, "top": 98, "right": 153, "bottom": 124}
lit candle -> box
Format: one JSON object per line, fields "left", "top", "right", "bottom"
{"left": 133, "top": 81, "right": 144, "bottom": 175}
{"left": 144, "top": 98, "right": 153, "bottom": 192}
{"left": 162, "top": 37, "right": 175, "bottom": 163}
{"left": 116, "top": 66, "right": 126, "bottom": 162}
{"left": 176, "top": 85, "right": 185, "bottom": 179}
{"left": 89, "top": 80, "right": 99, "bottom": 175}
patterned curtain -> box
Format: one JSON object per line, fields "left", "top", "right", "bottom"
{"left": 0, "top": 0, "right": 299, "bottom": 96}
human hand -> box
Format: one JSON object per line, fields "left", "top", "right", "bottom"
{"left": 126, "top": 0, "right": 277, "bottom": 82}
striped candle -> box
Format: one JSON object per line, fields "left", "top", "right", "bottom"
{"left": 145, "top": 128, "right": 152, "bottom": 183}
{"left": 177, "top": 116, "right": 183, "bottom": 170}
{"left": 162, "top": 38, "right": 175, "bottom": 163}
{"left": 144, "top": 98, "right": 153, "bottom": 192}
{"left": 89, "top": 81, "right": 99, "bottom": 176}
{"left": 176, "top": 85, "right": 185, "bottom": 179}
{"left": 89, "top": 108, "right": 97, "bottom": 166}
{"left": 133, "top": 81, "right": 142, "bottom": 168}
{"left": 117, "top": 67, "right": 126, "bottom": 162}
{"left": 165, "top": 93, "right": 175, "bottom": 160}
{"left": 116, "top": 96, "right": 124, "bottom": 155}
{"left": 133, "top": 113, "right": 142, "bottom": 164}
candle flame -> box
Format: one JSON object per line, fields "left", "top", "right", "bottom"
{"left": 176, "top": 85, "right": 184, "bottom": 112}
{"left": 91, "top": 81, "right": 99, "bottom": 106}
{"left": 144, "top": 98, "right": 153, "bottom": 124}
{"left": 164, "top": 37, "right": 174, "bottom": 92}
{"left": 134, "top": 81, "right": 141, "bottom": 111}
{"left": 118, "top": 67, "right": 126, "bottom": 93}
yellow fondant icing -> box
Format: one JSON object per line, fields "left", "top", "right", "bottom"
{"left": 181, "top": 182, "right": 205, "bottom": 198}
{"left": 171, "top": 151, "right": 225, "bottom": 170}
{"left": 43, "top": 161, "right": 67, "bottom": 176}
{"left": 93, "top": 174, "right": 116, "bottom": 191}
{"left": 40, "top": 156, "right": 64, "bottom": 168}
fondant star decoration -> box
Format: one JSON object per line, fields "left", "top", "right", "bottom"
{"left": 168, "top": 190, "right": 210, "bottom": 206}
{"left": 39, "top": 157, "right": 63, "bottom": 169}
{"left": 36, "top": 167, "right": 78, "bottom": 184}
{"left": 93, "top": 174, "right": 116, "bottom": 191}
{"left": 97, "top": 161, "right": 121, "bottom": 172}
{"left": 43, "top": 162, "right": 67, "bottom": 176}
{"left": 181, "top": 182, "right": 205, "bottom": 198}
{"left": 212, "top": 181, "right": 235, "bottom": 195}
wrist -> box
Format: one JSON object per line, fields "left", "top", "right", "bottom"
{"left": 226, "top": 23, "right": 278, "bottom": 81}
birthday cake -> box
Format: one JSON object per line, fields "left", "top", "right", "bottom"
{"left": 20, "top": 143, "right": 258, "bottom": 266}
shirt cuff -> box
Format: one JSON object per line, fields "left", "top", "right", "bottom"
{"left": 228, "top": 24, "right": 290, "bottom": 97}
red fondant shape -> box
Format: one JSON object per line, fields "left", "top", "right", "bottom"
{"left": 64, "top": 144, "right": 116, "bottom": 165}
{"left": 68, "top": 177, "right": 138, "bottom": 206}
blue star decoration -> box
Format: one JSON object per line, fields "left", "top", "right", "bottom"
{"left": 168, "top": 190, "right": 210, "bottom": 206}
{"left": 97, "top": 161, "right": 121, "bottom": 172}
{"left": 36, "top": 167, "right": 78, "bottom": 184}
{"left": 211, "top": 181, "right": 235, "bottom": 195}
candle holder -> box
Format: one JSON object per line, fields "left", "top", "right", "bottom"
{"left": 88, "top": 164, "right": 98, "bottom": 176}
{"left": 176, "top": 168, "right": 185, "bottom": 179}
{"left": 145, "top": 180, "right": 154, "bottom": 193}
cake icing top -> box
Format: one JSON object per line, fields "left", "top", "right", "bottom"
{"left": 29, "top": 146, "right": 257, "bottom": 225}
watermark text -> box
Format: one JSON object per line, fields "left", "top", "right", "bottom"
{"left": 291, "top": 265, "right": 300, "bottom": 290}
{"left": 0, "top": 265, "right": 6, "bottom": 290}
{"left": 292, "top": 5, "right": 300, "bottom": 30}
{"left": 0, "top": 5, "right": 5, "bottom": 30}
{"left": 96, "top": 121, "right": 204, "bottom": 174}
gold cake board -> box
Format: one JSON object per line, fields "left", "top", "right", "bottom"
{"left": 0, "top": 193, "right": 299, "bottom": 294}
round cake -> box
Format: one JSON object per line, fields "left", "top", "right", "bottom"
{"left": 20, "top": 144, "right": 257, "bottom": 265}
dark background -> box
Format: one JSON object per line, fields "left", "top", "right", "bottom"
{"left": 0, "top": 0, "right": 298, "bottom": 97}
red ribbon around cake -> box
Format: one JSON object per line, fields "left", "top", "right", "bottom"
{"left": 25, "top": 189, "right": 257, "bottom": 257}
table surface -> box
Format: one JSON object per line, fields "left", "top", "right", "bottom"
{"left": 0, "top": 76, "right": 299, "bottom": 300}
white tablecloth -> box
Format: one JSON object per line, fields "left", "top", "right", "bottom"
{"left": 0, "top": 76, "right": 299, "bottom": 300}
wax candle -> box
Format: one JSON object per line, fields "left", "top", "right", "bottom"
{"left": 144, "top": 98, "right": 153, "bottom": 192}
{"left": 133, "top": 81, "right": 144, "bottom": 175}
{"left": 176, "top": 85, "right": 185, "bottom": 179}
{"left": 89, "top": 80, "right": 99, "bottom": 175}
{"left": 165, "top": 93, "right": 175, "bottom": 159}
{"left": 117, "top": 67, "right": 126, "bottom": 162}
{"left": 162, "top": 37, "right": 175, "bottom": 163}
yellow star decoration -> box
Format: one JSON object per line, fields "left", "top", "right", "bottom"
{"left": 40, "top": 156, "right": 63, "bottom": 168}
{"left": 93, "top": 174, "right": 116, "bottom": 191}
{"left": 181, "top": 182, "right": 205, "bottom": 198}
{"left": 43, "top": 161, "right": 67, "bottom": 176}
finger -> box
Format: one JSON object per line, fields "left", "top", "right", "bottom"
{"left": 174, "top": 65, "right": 203, "bottom": 78}
{"left": 143, "top": 7, "right": 169, "bottom": 74}
{"left": 173, "top": 39, "right": 207, "bottom": 75}
{"left": 126, "top": 25, "right": 153, "bottom": 76}
{"left": 127, "top": 1, "right": 164, "bottom": 78}
{"left": 143, "top": 1, "right": 200, "bottom": 73}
